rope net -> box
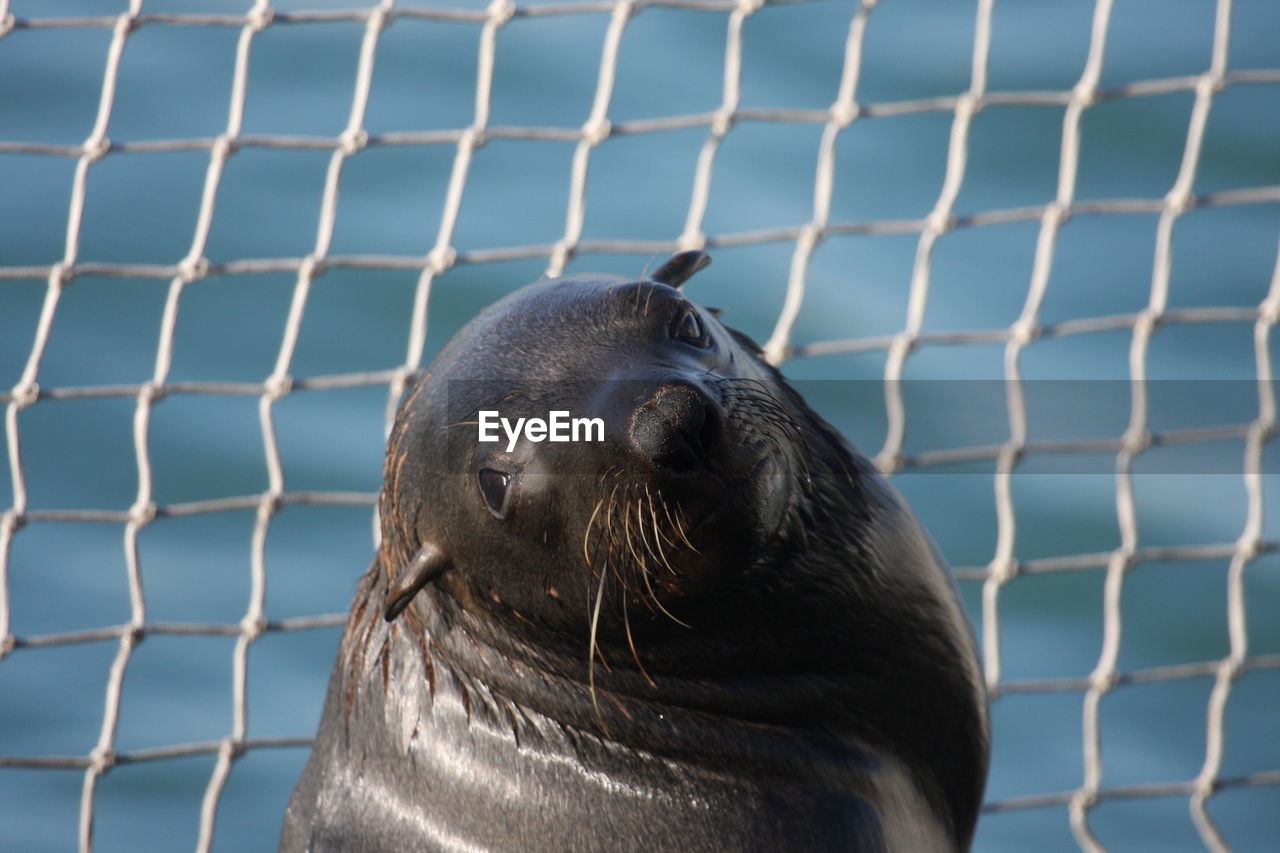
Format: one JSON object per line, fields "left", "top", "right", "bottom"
{"left": 1, "top": 0, "right": 1278, "bottom": 850}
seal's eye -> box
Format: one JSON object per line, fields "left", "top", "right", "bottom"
{"left": 671, "top": 308, "right": 709, "bottom": 348}
{"left": 478, "top": 469, "right": 512, "bottom": 518}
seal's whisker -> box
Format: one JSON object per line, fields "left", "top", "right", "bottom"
{"left": 644, "top": 484, "right": 680, "bottom": 555}
{"left": 644, "top": 487, "right": 676, "bottom": 573}
{"left": 626, "top": 490, "right": 669, "bottom": 616}
{"left": 659, "top": 499, "right": 696, "bottom": 553}
{"left": 634, "top": 531, "right": 663, "bottom": 614}
{"left": 632, "top": 491, "right": 693, "bottom": 628}
{"left": 582, "top": 497, "right": 605, "bottom": 566}
{"left": 587, "top": 557, "right": 612, "bottom": 735}
{"left": 621, "top": 593, "right": 657, "bottom": 688}
{"left": 635, "top": 545, "right": 690, "bottom": 628}
{"left": 621, "top": 489, "right": 649, "bottom": 575}
{"left": 632, "top": 487, "right": 663, "bottom": 569}
{"left": 649, "top": 584, "right": 691, "bottom": 629}
{"left": 597, "top": 482, "right": 624, "bottom": 561}
{"left": 673, "top": 504, "right": 701, "bottom": 555}
{"left": 633, "top": 490, "right": 656, "bottom": 582}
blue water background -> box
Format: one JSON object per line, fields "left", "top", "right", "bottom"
{"left": 2, "top": 0, "right": 1279, "bottom": 850}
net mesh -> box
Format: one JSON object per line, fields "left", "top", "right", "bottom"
{"left": 1, "top": 0, "right": 1278, "bottom": 850}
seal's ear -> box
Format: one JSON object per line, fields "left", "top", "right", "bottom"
{"left": 384, "top": 542, "right": 450, "bottom": 622}
{"left": 650, "top": 251, "right": 711, "bottom": 289}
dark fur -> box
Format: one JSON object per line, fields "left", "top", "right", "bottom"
{"left": 281, "top": 262, "right": 989, "bottom": 852}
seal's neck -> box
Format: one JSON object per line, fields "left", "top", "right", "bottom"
{"left": 357, "top": 579, "right": 878, "bottom": 786}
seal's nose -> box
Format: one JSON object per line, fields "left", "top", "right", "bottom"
{"left": 629, "top": 382, "right": 718, "bottom": 471}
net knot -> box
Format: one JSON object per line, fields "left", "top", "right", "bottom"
{"left": 926, "top": 210, "right": 955, "bottom": 235}
{"left": 389, "top": 367, "right": 418, "bottom": 407}
{"left": 137, "top": 380, "right": 166, "bottom": 406}
{"left": 735, "top": 0, "right": 765, "bottom": 15}
{"left": 486, "top": 0, "right": 516, "bottom": 27}
{"left": 1199, "top": 70, "right": 1226, "bottom": 97}
{"left": 264, "top": 374, "right": 293, "bottom": 401}
{"left": 45, "top": 263, "right": 73, "bottom": 291}
{"left": 1236, "top": 534, "right": 1263, "bottom": 563}
{"left": 1132, "top": 308, "right": 1162, "bottom": 339}
{"left": 82, "top": 135, "right": 111, "bottom": 164}
{"left": 675, "top": 234, "right": 707, "bottom": 252}
{"left": 297, "top": 254, "right": 326, "bottom": 281}
{"left": 1192, "top": 774, "right": 1219, "bottom": 801}
{"left": 1069, "top": 788, "right": 1098, "bottom": 813}
{"left": 339, "top": 128, "right": 369, "bottom": 156}
{"left": 890, "top": 332, "right": 919, "bottom": 360}
{"left": 177, "top": 256, "right": 209, "bottom": 284}
{"left": 0, "top": 633, "right": 14, "bottom": 661}
{"left": 581, "top": 118, "right": 612, "bottom": 147}
{"left": 1253, "top": 420, "right": 1278, "bottom": 447}
{"left": 1259, "top": 297, "right": 1280, "bottom": 327}
{"left": 954, "top": 91, "right": 981, "bottom": 118}
{"left": 545, "top": 239, "right": 576, "bottom": 268}
{"left": 426, "top": 246, "right": 456, "bottom": 276}
{"left": 711, "top": 109, "right": 736, "bottom": 138}
{"left": 221, "top": 736, "right": 248, "bottom": 763}
{"left": 459, "top": 126, "right": 488, "bottom": 151}
{"left": 1043, "top": 200, "right": 1070, "bottom": 228}
{"left": 0, "top": 13, "right": 15, "bottom": 39}
{"left": 1088, "top": 667, "right": 1118, "bottom": 694}
{"left": 829, "top": 101, "right": 860, "bottom": 128}
{"left": 113, "top": 12, "right": 140, "bottom": 38}
{"left": 366, "top": 7, "right": 391, "bottom": 34}
{"left": 126, "top": 622, "right": 147, "bottom": 646}
{"left": 1106, "top": 546, "right": 1135, "bottom": 576}
{"left": 1010, "top": 318, "right": 1040, "bottom": 346}
{"left": 873, "top": 449, "right": 904, "bottom": 477}
{"left": 995, "top": 441, "right": 1024, "bottom": 471}
{"left": 128, "top": 500, "right": 158, "bottom": 528}
{"left": 987, "top": 557, "right": 1019, "bottom": 584}
{"left": 762, "top": 340, "right": 792, "bottom": 366}
{"left": 9, "top": 381, "right": 39, "bottom": 411}
{"left": 258, "top": 490, "right": 284, "bottom": 521}
{"left": 1121, "top": 427, "right": 1151, "bottom": 456}
{"left": 610, "top": 1, "right": 637, "bottom": 24}
{"left": 548, "top": 242, "right": 576, "bottom": 276}
{"left": 1163, "top": 188, "right": 1195, "bottom": 217}
{"left": 88, "top": 746, "right": 117, "bottom": 776}
{"left": 211, "top": 134, "right": 238, "bottom": 162}
{"left": 239, "top": 614, "right": 266, "bottom": 643}
{"left": 797, "top": 223, "right": 823, "bottom": 251}
{"left": 1216, "top": 655, "right": 1245, "bottom": 683}
{"left": 1, "top": 509, "right": 26, "bottom": 537}
{"left": 1070, "top": 82, "right": 1099, "bottom": 108}
{"left": 246, "top": 6, "right": 275, "bottom": 33}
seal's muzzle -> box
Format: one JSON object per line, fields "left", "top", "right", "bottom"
{"left": 628, "top": 382, "right": 719, "bottom": 472}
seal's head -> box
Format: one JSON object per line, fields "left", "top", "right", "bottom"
{"left": 378, "top": 252, "right": 807, "bottom": 656}
{"left": 299, "top": 251, "right": 988, "bottom": 853}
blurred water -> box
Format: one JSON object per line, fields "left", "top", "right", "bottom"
{"left": 2, "top": 1, "right": 1279, "bottom": 851}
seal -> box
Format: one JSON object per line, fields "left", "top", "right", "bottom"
{"left": 279, "top": 252, "right": 989, "bottom": 852}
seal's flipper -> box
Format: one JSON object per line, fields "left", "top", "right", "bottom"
{"left": 384, "top": 542, "right": 450, "bottom": 621}
{"left": 650, "top": 251, "right": 711, "bottom": 289}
